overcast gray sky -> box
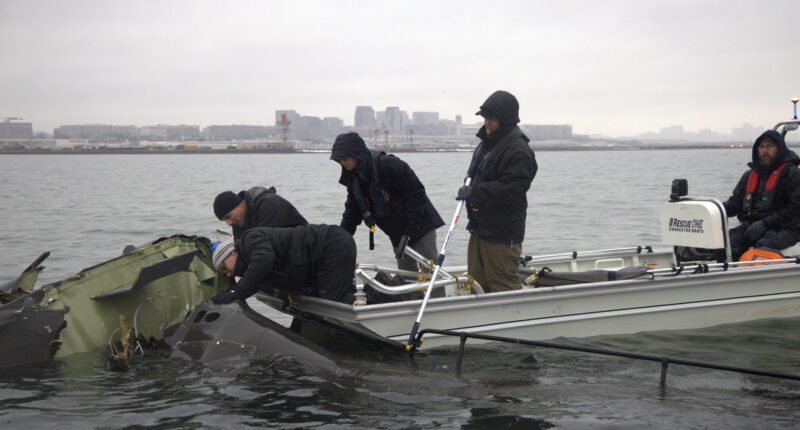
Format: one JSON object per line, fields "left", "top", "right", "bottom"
{"left": 2, "top": 0, "right": 798, "bottom": 137}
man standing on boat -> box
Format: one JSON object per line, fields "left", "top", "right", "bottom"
{"left": 456, "top": 90, "right": 537, "bottom": 292}
{"left": 330, "top": 132, "right": 445, "bottom": 272}
{"left": 213, "top": 186, "right": 308, "bottom": 237}
{"left": 210, "top": 225, "right": 356, "bottom": 304}
{"left": 723, "top": 130, "right": 800, "bottom": 260}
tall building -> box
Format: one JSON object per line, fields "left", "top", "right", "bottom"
{"left": 412, "top": 112, "right": 439, "bottom": 126}
{"left": 354, "top": 106, "right": 376, "bottom": 129}
{"left": 1, "top": 121, "right": 33, "bottom": 139}
{"left": 384, "top": 106, "right": 403, "bottom": 132}
{"left": 322, "top": 117, "right": 344, "bottom": 128}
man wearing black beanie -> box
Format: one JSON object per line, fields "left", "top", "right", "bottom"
{"left": 213, "top": 186, "right": 308, "bottom": 238}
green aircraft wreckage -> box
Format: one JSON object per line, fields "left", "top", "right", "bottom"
{"left": 0, "top": 235, "right": 229, "bottom": 369}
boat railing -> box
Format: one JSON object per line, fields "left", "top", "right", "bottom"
{"left": 414, "top": 328, "right": 800, "bottom": 391}
{"left": 522, "top": 246, "right": 662, "bottom": 264}
{"left": 354, "top": 245, "right": 486, "bottom": 303}
{"left": 351, "top": 241, "right": 486, "bottom": 303}
{"left": 649, "top": 257, "right": 800, "bottom": 277}
{"left": 772, "top": 118, "right": 800, "bottom": 136}
{"left": 354, "top": 268, "right": 471, "bottom": 294}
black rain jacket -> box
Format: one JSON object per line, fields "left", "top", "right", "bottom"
{"left": 466, "top": 90, "right": 537, "bottom": 244}
{"left": 232, "top": 225, "right": 346, "bottom": 299}
{"left": 331, "top": 133, "right": 444, "bottom": 247}
{"left": 466, "top": 125, "right": 537, "bottom": 244}
{"left": 232, "top": 186, "right": 308, "bottom": 238}
{"left": 723, "top": 130, "right": 800, "bottom": 233}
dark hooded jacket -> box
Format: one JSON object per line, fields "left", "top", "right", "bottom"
{"left": 231, "top": 225, "right": 353, "bottom": 300}
{"left": 723, "top": 130, "right": 800, "bottom": 233}
{"left": 331, "top": 132, "right": 444, "bottom": 247}
{"left": 232, "top": 186, "right": 308, "bottom": 238}
{"left": 466, "top": 91, "right": 538, "bottom": 244}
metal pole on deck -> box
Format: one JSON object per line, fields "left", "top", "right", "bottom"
{"left": 406, "top": 177, "right": 472, "bottom": 351}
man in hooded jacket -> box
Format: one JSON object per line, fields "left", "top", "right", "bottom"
{"left": 722, "top": 129, "right": 800, "bottom": 260}
{"left": 331, "top": 132, "right": 445, "bottom": 272}
{"left": 213, "top": 186, "right": 308, "bottom": 238}
{"left": 210, "top": 224, "right": 356, "bottom": 305}
{"left": 456, "top": 90, "right": 538, "bottom": 292}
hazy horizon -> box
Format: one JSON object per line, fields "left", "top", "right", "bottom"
{"left": 2, "top": 1, "right": 799, "bottom": 138}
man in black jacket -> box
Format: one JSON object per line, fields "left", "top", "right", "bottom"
{"left": 210, "top": 225, "right": 356, "bottom": 304}
{"left": 722, "top": 130, "right": 800, "bottom": 260}
{"left": 213, "top": 186, "right": 308, "bottom": 238}
{"left": 330, "top": 132, "right": 445, "bottom": 272}
{"left": 456, "top": 90, "right": 537, "bottom": 292}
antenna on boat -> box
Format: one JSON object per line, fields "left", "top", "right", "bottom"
{"left": 792, "top": 97, "right": 798, "bottom": 120}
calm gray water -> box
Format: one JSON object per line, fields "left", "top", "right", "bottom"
{"left": 2, "top": 150, "right": 799, "bottom": 428}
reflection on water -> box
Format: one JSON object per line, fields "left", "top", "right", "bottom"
{"left": 2, "top": 150, "right": 800, "bottom": 427}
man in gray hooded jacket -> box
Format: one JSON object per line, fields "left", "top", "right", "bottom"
{"left": 723, "top": 129, "right": 800, "bottom": 259}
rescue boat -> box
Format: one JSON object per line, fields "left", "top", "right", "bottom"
{"left": 259, "top": 117, "right": 800, "bottom": 351}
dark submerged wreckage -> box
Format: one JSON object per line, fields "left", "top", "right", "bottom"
{"left": 166, "top": 301, "right": 342, "bottom": 372}
{"left": 0, "top": 235, "right": 226, "bottom": 368}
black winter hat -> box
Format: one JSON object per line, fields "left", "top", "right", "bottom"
{"left": 213, "top": 191, "right": 242, "bottom": 219}
{"left": 331, "top": 132, "right": 367, "bottom": 161}
{"left": 476, "top": 90, "right": 520, "bottom": 125}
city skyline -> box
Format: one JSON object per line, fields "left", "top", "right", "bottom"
{"left": 5, "top": 107, "right": 787, "bottom": 144}
{"left": 2, "top": 1, "right": 798, "bottom": 138}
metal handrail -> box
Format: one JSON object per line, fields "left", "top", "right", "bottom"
{"left": 522, "top": 246, "right": 661, "bottom": 263}
{"left": 649, "top": 257, "right": 800, "bottom": 277}
{"left": 415, "top": 328, "right": 800, "bottom": 389}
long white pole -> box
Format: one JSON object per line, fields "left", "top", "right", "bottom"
{"left": 406, "top": 177, "right": 472, "bottom": 351}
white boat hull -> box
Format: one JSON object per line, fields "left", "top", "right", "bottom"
{"left": 274, "top": 261, "right": 800, "bottom": 349}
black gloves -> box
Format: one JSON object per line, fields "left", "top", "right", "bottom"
{"left": 456, "top": 185, "right": 472, "bottom": 201}
{"left": 211, "top": 290, "right": 241, "bottom": 304}
{"left": 745, "top": 220, "right": 768, "bottom": 241}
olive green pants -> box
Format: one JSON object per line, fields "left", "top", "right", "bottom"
{"left": 467, "top": 235, "right": 522, "bottom": 293}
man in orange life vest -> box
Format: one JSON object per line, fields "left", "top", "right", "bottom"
{"left": 723, "top": 130, "right": 800, "bottom": 260}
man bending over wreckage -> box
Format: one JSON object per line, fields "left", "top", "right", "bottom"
{"left": 213, "top": 186, "right": 308, "bottom": 238}
{"left": 210, "top": 225, "right": 357, "bottom": 305}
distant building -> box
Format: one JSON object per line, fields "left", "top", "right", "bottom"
{"left": 0, "top": 121, "right": 33, "bottom": 139}
{"left": 140, "top": 125, "right": 200, "bottom": 141}
{"left": 375, "top": 111, "right": 385, "bottom": 129}
{"left": 731, "top": 123, "right": 762, "bottom": 141}
{"left": 521, "top": 124, "right": 573, "bottom": 141}
{"left": 54, "top": 124, "right": 131, "bottom": 142}
{"left": 297, "top": 116, "right": 323, "bottom": 128}
{"left": 322, "top": 117, "right": 344, "bottom": 128}
{"left": 275, "top": 110, "right": 300, "bottom": 127}
{"left": 412, "top": 112, "right": 439, "bottom": 126}
{"left": 354, "top": 106, "right": 376, "bottom": 129}
{"left": 458, "top": 123, "right": 482, "bottom": 137}
{"left": 384, "top": 106, "right": 405, "bottom": 132}
{"left": 202, "top": 125, "right": 273, "bottom": 140}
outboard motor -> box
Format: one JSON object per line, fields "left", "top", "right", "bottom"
{"left": 660, "top": 179, "right": 731, "bottom": 262}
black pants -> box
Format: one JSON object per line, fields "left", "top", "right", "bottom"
{"left": 729, "top": 224, "right": 800, "bottom": 260}
{"left": 312, "top": 226, "right": 357, "bottom": 304}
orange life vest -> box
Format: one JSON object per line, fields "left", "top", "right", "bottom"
{"left": 743, "top": 162, "right": 787, "bottom": 216}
